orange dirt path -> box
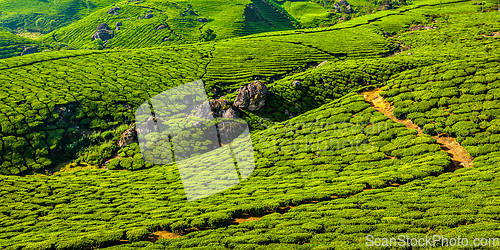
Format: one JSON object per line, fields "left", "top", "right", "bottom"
{"left": 361, "top": 88, "right": 473, "bottom": 169}
{"left": 146, "top": 231, "right": 183, "bottom": 242}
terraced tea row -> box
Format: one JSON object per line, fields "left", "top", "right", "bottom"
{"left": 122, "top": 156, "right": 500, "bottom": 249}
{"left": 0, "top": 17, "right": 401, "bottom": 175}
{"left": 0, "top": 0, "right": 123, "bottom": 32}
{"left": 0, "top": 29, "right": 39, "bottom": 59}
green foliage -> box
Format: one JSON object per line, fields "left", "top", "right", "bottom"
{"left": 1, "top": 0, "right": 500, "bottom": 249}
{"left": 199, "top": 28, "right": 217, "bottom": 42}
{"left": 0, "top": 93, "right": 451, "bottom": 248}
{"left": 383, "top": 55, "right": 500, "bottom": 161}
{"left": 0, "top": 28, "right": 40, "bottom": 59}
{"left": 126, "top": 228, "right": 150, "bottom": 242}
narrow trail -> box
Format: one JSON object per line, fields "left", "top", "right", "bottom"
{"left": 144, "top": 206, "right": 296, "bottom": 242}
{"left": 361, "top": 88, "right": 473, "bottom": 169}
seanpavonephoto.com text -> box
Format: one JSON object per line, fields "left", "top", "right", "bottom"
{"left": 366, "top": 235, "right": 500, "bottom": 247}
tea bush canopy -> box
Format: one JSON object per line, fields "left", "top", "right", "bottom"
{"left": 0, "top": 0, "right": 499, "bottom": 248}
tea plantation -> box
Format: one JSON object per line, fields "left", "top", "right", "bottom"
{"left": 0, "top": 0, "right": 500, "bottom": 248}
{"left": 0, "top": 0, "right": 124, "bottom": 32}
{"left": 0, "top": 28, "right": 39, "bottom": 58}
{"left": 0, "top": 93, "right": 453, "bottom": 249}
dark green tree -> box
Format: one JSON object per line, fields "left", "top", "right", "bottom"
{"left": 93, "top": 39, "right": 104, "bottom": 50}
{"left": 199, "top": 28, "right": 217, "bottom": 42}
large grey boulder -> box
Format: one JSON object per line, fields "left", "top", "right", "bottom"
{"left": 234, "top": 80, "right": 270, "bottom": 111}
{"left": 222, "top": 107, "right": 240, "bottom": 119}
{"left": 195, "top": 99, "right": 233, "bottom": 119}
{"left": 115, "top": 22, "right": 122, "bottom": 30}
{"left": 118, "top": 126, "right": 137, "bottom": 147}
{"left": 107, "top": 7, "right": 121, "bottom": 15}
{"left": 20, "top": 46, "right": 38, "bottom": 56}
{"left": 92, "top": 23, "right": 114, "bottom": 41}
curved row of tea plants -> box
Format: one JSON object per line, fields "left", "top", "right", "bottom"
{"left": 0, "top": 29, "right": 38, "bottom": 59}
{"left": 113, "top": 152, "right": 500, "bottom": 250}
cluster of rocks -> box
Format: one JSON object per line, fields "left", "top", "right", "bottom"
{"left": 409, "top": 25, "right": 437, "bottom": 32}
{"left": 194, "top": 80, "right": 270, "bottom": 121}
{"left": 234, "top": 80, "right": 270, "bottom": 111}
{"left": 20, "top": 46, "right": 38, "bottom": 56}
{"left": 92, "top": 23, "right": 114, "bottom": 41}
{"left": 184, "top": 8, "right": 198, "bottom": 16}
{"left": 115, "top": 22, "right": 122, "bottom": 31}
{"left": 138, "top": 11, "right": 154, "bottom": 19}
{"left": 156, "top": 24, "right": 168, "bottom": 30}
{"left": 333, "top": 0, "right": 353, "bottom": 13}
{"left": 118, "top": 81, "right": 270, "bottom": 147}
{"left": 108, "top": 6, "right": 121, "bottom": 15}
{"left": 196, "top": 99, "right": 240, "bottom": 119}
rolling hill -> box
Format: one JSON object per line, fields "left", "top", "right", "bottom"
{"left": 0, "top": 0, "right": 499, "bottom": 249}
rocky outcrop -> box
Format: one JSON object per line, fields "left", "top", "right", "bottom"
{"left": 118, "top": 126, "right": 137, "bottom": 147}
{"left": 234, "top": 80, "right": 270, "bottom": 111}
{"left": 96, "top": 23, "right": 111, "bottom": 30}
{"left": 222, "top": 107, "right": 240, "bottom": 119}
{"left": 196, "top": 18, "right": 208, "bottom": 22}
{"left": 145, "top": 13, "right": 153, "bottom": 19}
{"left": 195, "top": 99, "right": 234, "bottom": 119}
{"left": 108, "top": 7, "right": 121, "bottom": 15}
{"left": 20, "top": 46, "right": 38, "bottom": 56}
{"left": 115, "top": 22, "right": 122, "bottom": 30}
{"left": 184, "top": 8, "right": 198, "bottom": 16}
{"left": 195, "top": 102, "right": 214, "bottom": 120}
{"left": 292, "top": 80, "right": 301, "bottom": 89}
{"left": 156, "top": 24, "right": 167, "bottom": 30}
{"left": 92, "top": 23, "right": 114, "bottom": 41}
{"left": 136, "top": 116, "right": 159, "bottom": 135}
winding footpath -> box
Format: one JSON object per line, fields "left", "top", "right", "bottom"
{"left": 361, "top": 88, "right": 473, "bottom": 170}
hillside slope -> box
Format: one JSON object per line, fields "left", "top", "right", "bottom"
{"left": 0, "top": 0, "right": 123, "bottom": 32}
{"left": 0, "top": 28, "right": 39, "bottom": 58}
{"left": 0, "top": 12, "right": 397, "bottom": 175}
{"left": 0, "top": 93, "right": 453, "bottom": 249}
{"left": 0, "top": 0, "right": 500, "bottom": 249}
{"left": 39, "top": 0, "right": 299, "bottom": 49}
